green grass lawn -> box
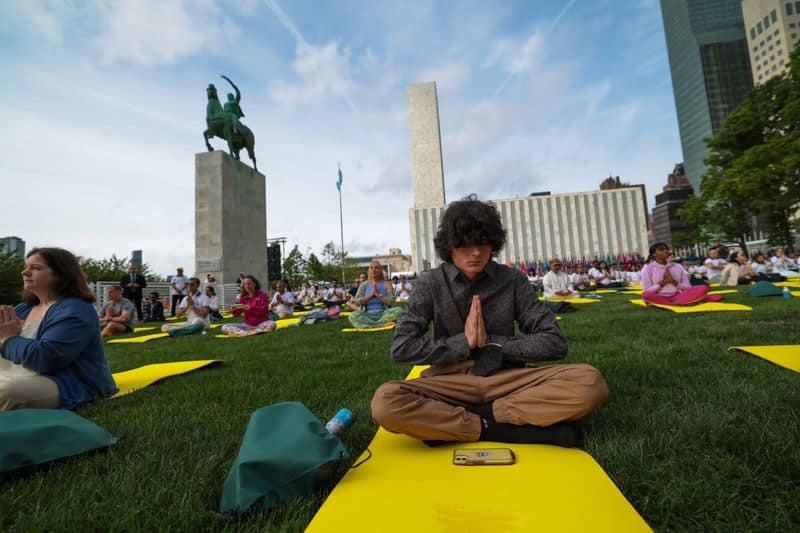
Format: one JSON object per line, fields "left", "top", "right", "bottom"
{"left": 2, "top": 290, "right": 799, "bottom": 531}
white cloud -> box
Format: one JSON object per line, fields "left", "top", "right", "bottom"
{"left": 0, "top": 1, "right": 78, "bottom": 45}
{"left": 93, "top": 0, "right": 239, "bottom": 67}
{"left": 270, "top": 41, "right": 356, "bottom": 109}
{"left": 416, "top": 61, "right": 471, "bottom": 93}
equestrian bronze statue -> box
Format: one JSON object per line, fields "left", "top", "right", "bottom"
{"left": 204, "top": 75, "right": 258, "bottom": 171}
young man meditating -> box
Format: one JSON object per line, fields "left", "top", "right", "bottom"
{"left": 371, "top": 196, "right": 608, "bottom": 446}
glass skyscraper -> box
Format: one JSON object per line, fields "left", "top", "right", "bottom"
{"left": 660, "top": 0, "right": 754, "bottom": 192}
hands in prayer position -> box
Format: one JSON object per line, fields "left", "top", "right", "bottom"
{"left": 464, "top": 295, "right": 486, "bottom": 350}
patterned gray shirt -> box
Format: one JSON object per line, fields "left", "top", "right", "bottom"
{"left": 391, "top": 261, "right": 567, "bottom": 366}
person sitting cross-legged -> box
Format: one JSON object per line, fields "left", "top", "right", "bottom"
{"left": 348, "top": 261, "right": 403, "bottom": 329}
{"left": 142, "top": 292, "right": 164, "bottom": 322}
{"left": 270, "top": 280, "right": 295, "bottom": 319}
{"left": 160, "top": 277, "right": 211, "bottom": 336}
{"left": 221, "top": 275, "right": 275, "bottom": 336}
{"left": 542, "top": 258, "right": 580, "bottom": 299}
{"left": 641, "top": 243, "right": 722, "bottom": 306}
{"left": 370, "top": 196, "right": 608, "bottom": 447}
{"left": 98, "top": 285, "right": 137, "bottom": 337}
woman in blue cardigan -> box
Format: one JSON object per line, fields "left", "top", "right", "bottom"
{"left": 0, "top": 247, "right": 117, "bottom": 411}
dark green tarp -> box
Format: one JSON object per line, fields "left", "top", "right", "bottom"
{"left": 0, "top": 409, "right": 117, "bottom": 473}
{"left": 218, "top": 402, "right": 349, "bottom": 516}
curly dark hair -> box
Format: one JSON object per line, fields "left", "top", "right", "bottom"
{"left": 22, "top": 247, "right": 96, "bottom": 305}
{"left": 434, "top": 194, "right": 506, "bottom": 262}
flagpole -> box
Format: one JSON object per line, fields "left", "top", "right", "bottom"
{"left": 338, "top": 163, "right": 345, "bottom": 284}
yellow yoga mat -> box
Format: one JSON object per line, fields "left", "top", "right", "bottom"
{"left": 111, "top": 360, "right": 223, "bottom": 398}
{"left": 133, "top": 326, "right": 157, "bottom": 333}
{"left": 774, "top": 281, "right": 800, "bottom": 287}
{"left": 708, "top": 289, "right": 738, "bottom": 295}
{"left": 593, "top": 289, "right": 619, "bottom": 294}
{"left": 306, "top": 367, "right": 650, "bottom": 533}
{"left": 341, "top": 324, "right": 396, "bottom": 333}
{"left": 544, "top": 298, "right": 601, "bottom": 304}
{"left": 792, "top": 291, "right": 800, "bottom": 297}
{"left": 629, "top": 299, "right": 752, "bottom": 313}
{"left": 108, "top": 333, "right": 169, "bottom": 344}
{"left": 729, "top": 345, "right": 800, "bottom": 373}
{"left": 276, "top": 317, "right": 301, "bottom": 329}
{"left": 621, "top": 290, "right": 643, "bottom": 295}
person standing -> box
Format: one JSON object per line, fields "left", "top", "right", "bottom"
{"left": 121, "top": 265, "right": 147, "bottom": 321}
{"left": 170, "top": 267, "right": 187, "bottom": 317}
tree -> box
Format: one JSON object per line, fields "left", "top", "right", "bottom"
{"left": 306, "top": 253, "right": 325, "bottom": 282}
{"left": 682, "top": 46, "right": 800, "bottom": 250}
{"left": 0, "top": 250, "right": 24, "bottom": 305}
{"left": 282, "top": 245, "right": 308, "bottom": 289}
{"left": 79, "top": 254, "right": 160, "bottom": 282}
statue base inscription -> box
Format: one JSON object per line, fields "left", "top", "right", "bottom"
{"left": 195, "top": 151, "right": 267, "bottom": 290}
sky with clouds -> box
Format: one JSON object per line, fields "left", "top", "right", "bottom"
{"left": 0, "top": 0, "right": 682, "bottom": 277}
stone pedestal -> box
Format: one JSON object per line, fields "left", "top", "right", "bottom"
{"left": 195, "top": 151, "right": 267, "bottom": 287}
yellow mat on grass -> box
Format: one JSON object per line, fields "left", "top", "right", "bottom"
{"left": 729, "top": 345, "right": 800, "bottom": 373}
{"left": 111, "top": 360, "right": 223, "bottom": 398}
{"left": 774, "top": 281, "right": 800, "bottom": 287}
{"left": 341, "top": 323, "right": 396, "bottom": 333}
{"left": 108, "top": 333, "right": 169, "bottom": 344}
{"left": 133, "top": 326, "right": 157, "bottom": 333}
{"left": 708, "top": 289, "right": 738, "bottom": 295}
{"left": 593, "top": 289, "right": 618, "bottom": 294}
{"left": 306, "top": 366, "right": 650, "bottom": 533}
{"left": 629, "top": 299, "right": 752, "bottom": 313}
{"left": 544, "top": 298, "right": 601, "bottom": 304}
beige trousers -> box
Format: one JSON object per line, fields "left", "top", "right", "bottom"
{"left": 0, "top": 359, "right": 60, "bottom": 411}
{"left": 371, "top": 360, "right": 608, "bottom": 442}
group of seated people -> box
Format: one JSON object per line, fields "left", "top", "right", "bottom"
{"left": 525, "top": 260, "right": 642, "bottom": 293}
{"left": 699, "top": 245, "right": 798, "bottom": 285}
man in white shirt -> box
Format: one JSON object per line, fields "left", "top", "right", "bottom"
{"left": 324, "top": 279, "right": 347, "bottom": 306}
{"left": 161, "top": 277, "right": 211, "bottom": 335}
{"left": 169, "top": 267, "right": 188, "bottom": 317}
{"left": 570, "top": 264, "right": 592, "bottom": 291}
{"left": 542, "top": 258, "right": 579, "bottom": 299}
{"left": 395, "top": 275, "right": 413, "bottom": 301}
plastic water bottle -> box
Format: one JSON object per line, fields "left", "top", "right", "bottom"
{"left": 783, "top": 287, "right": 792, "bottom": 299}
{"left": 325, "top": 408, "right": 355, "bottom": 435}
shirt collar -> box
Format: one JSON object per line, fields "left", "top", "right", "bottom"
{"left": 443, "top": 259, "right": 498, "bottom": 283}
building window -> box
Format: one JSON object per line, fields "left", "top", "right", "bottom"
{"left": 788, "top": 3, "right": 795, "bottom": 16}
{"left": 767, "top": 34, "right": 773, "bottom": 41}
{"left": 778, "top": 48, "right": 783, "bottom": 54}
{"left": 771, "top": 10, "right": 778, "bottom": 23}
{"left": 796, "top": 2, "right": 800, "bottom": 14}
{"left": 758, "top": 21, "right": 763, "bottom": 34}
{"left": 792, "top": 33, "right": 798, "bottom": 39}
{"left": 774, "top": 29, "right": 780, "bottom": 36}
{"left": 769, "top": 45, "right": 774, "bottom": 51}
{"left": 790, "top": 23, "right": 797, "bottom": 29}
{"left": 751, "top": 28, "right": 757, "bottom": 40}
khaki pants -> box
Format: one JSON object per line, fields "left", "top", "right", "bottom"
{"left": 0, "top": 359, "right": 60, "bottom": 411}
{"left": 371, "top": 360, "right": 608, "bottom": 442}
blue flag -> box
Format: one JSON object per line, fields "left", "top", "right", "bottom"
{"left": 336, "top": 165, "right": 343, "bottom": 191}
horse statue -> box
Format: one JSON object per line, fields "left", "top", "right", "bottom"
{"left": 203, "top": 75, "right": 258, "bottom": 171}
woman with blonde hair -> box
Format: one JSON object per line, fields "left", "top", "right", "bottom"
{"left": 348, "top": 261, "right": 403, "bottom": 328}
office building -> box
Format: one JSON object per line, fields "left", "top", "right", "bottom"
{"left": 0, "top": 236, "right": 25, "bottom": 260}
{"left": 660, "top": 0, "right": 754, "bottom": 191}
{"left": 652, "top": 164, "right": 695, "bottom": 244}
{"left": 742, "top": 0, "right": 800, "bottom": 84}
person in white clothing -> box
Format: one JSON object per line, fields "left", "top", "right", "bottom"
{"left": 542, "top": 258, "right": 579, "bottom": 299}
{"left": 270, "top": 280, "right": 296, "bottom": 318}
{"left": 169, "top": 267, "right": 188, "bottom": 317}
{"left": 569, "top": 264, "right": 592, "bottom": 291}
{"left": 395, "top": 275, "right": 413, "bottom": 301}
{"left": 161, "top": 278, "right": 211, "bottom": 335}
{"left": 703, "top": 247, "right": 727, "bottom": 282}
{"left": 324, "top": 279, "right": 347, "bottom": 307}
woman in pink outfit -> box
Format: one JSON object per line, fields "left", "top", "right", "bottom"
{"left": 641, "top": 243, "right": 722, "bottom": 305}
{"left": 221, "top": 275, "right": 275, "bottom": 336}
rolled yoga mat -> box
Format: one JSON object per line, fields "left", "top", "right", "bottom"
{"left": 728, "top": 345, "right": 800, "bottom": 373}
{"left": 111, "top": 360, "right": 223, "bottom": 398}
{"left": 306, "top": 366, "right": 650, "bottom": 532}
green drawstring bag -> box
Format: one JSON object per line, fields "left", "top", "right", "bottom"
{"left": 0, "top": 409, "right": 117, "bottom": 473}
{"left": 219, "top": 402, "right": 349, "bottom": 517}
{"left": 746, "top": 281, "right": 783, "bottom": 297}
